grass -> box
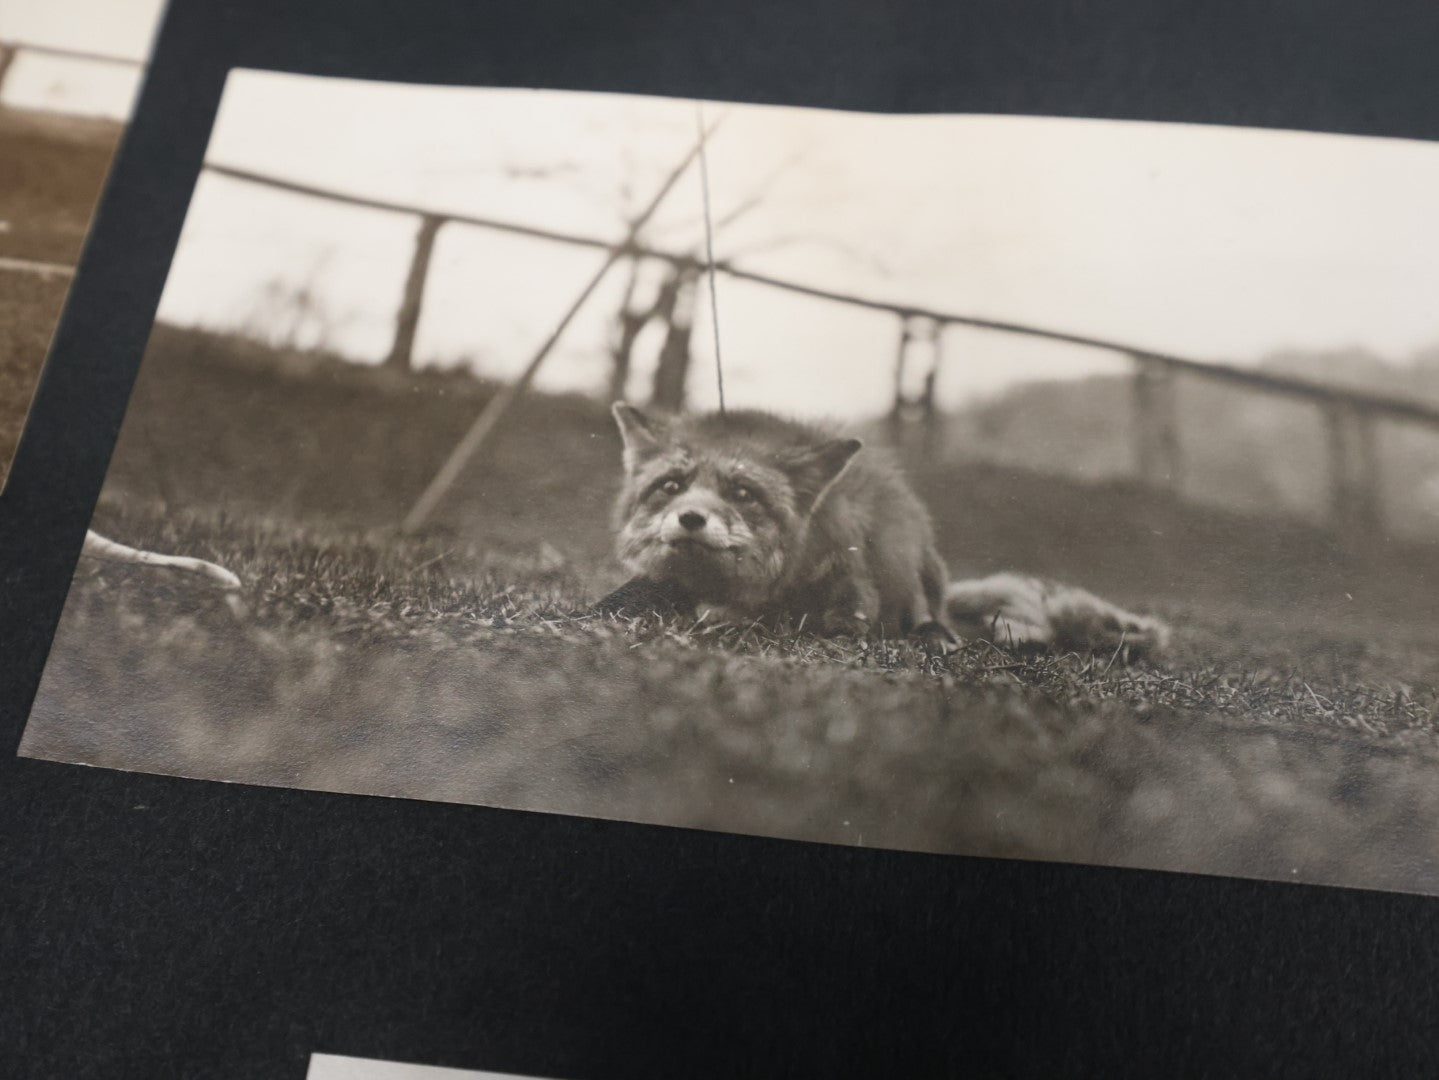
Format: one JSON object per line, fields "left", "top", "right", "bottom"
{"left": 0, "top": 107, "right": 121, "bottom": 486}
{"left": 27, "top": 489, "right": 1439, "bottom": 895}
{"left": 0, "top": 269, "right": 70, "bottom": 477}
{"left": 0, "top": 108, "right": 120, "bottom": 264}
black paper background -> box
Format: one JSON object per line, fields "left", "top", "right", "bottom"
{"left": 4, "top": 0, "right": 1439, "bottom": 1075}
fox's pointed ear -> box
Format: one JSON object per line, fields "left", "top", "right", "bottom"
{"left": 781, "top": 437, "right": 862, "bottom": 512}
{"left": 612, "top": 402, "right": 666, "bottom": 472}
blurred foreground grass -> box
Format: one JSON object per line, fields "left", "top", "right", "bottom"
{"left": 25, "top": 498, "right": 1439, "bottom": 894}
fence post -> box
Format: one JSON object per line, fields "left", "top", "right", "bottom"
{"left": 0, "top": 43, "right": 17, "bottom": 98}
{"left": 891, "top": 317, "right": 913, "bottom": 410}
{"left": 888, "top": 315, "right": 915, "bottom": 440}
{"left": 920, "top": 319, "right": 944, "bottom": 455}
{"left": 385, "top": 213, "right": 444, "bottom": 372}
{"left": 1131, "top": 357, "right": 1182, "bottom": 491}
{"left": 1324, "top": 401, "right": 1382, "bottom": 545}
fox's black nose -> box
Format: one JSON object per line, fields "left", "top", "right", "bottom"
{"left": 678, "top": 510, "right": 707, "bottom": 531}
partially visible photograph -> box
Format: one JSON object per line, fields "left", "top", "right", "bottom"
{"left": 308, "top": 1054, "right": 556, "bottom": 1080}
{"left": 22, "top": 69, "right": 1439, "bottom": 894}
{"left": 0, "top": 0, "right": 161, "bottom": 485}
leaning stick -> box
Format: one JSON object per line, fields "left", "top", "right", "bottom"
{"left": 400, "top": 119, "right": 723, "bottom": 535}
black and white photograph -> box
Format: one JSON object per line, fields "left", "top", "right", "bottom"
{"left": 0, "top": 4, "right": 147, "bottom": 486}
{"left": 20, "top": 67, "right": 1439, "bottom": 894}
{"left": 307, "top": 1053, "right": 554, "bottom": 1080}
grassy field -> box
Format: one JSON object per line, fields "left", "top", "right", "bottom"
{"left": 23, "top": 330, "right": 1439, "bottom": 894}
{"left": 0, "top": 107, "right": 122, "bottom": 486}
{"left": 0, "top": 268, "right": 70, "bottom": 474}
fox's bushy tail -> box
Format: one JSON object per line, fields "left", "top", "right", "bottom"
{"left": 944, "top": 572, "right": 1170, "bottom": 657}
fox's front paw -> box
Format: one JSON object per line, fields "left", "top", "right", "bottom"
{"left": 817, "top": 609, "right": 871, "bottom": 638}
{"left": 912, "top": 620, "right": 960, "bottom": 656}
{"left": 593, "top": 577, "right": 696, "bottom": 619}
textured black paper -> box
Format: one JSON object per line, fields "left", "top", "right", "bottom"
{"left": 5, "top": 0, "right": 1439, "bottom": 1075}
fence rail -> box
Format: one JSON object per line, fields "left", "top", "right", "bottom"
{"left": 198, "top": 159, "right": 1439, "bottom": 540}
{"left": 0, "top": 255, "right": 76, "bottom": 279}
{"left": 202, "top": 161, "right": 1439, "bottom": 433}
{"left": 0, "top": 39, "right": 147, "bottom": 99}
{"left": 0, "top": 39, "right": 147, "bottom": 69}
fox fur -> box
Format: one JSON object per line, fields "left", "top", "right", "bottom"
{"left": 607, "top": 403, "right": 952, "bottom": 643}
{"left": 602, "top": 403, "right": 1169, "bottom": 657}
{"left": 944, "top": 572, "right": 1170, "bottom": 655}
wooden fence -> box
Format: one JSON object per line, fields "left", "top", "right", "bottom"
{"left": 201, "top": 161, "right": 1439, "bottom": 542}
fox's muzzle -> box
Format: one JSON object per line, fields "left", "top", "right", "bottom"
{"left": 657, "top": 491, "right": 739, "bottom": 551}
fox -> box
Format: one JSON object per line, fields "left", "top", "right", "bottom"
{"left": 598, "top": 402, "right": 1170, "bottom": 657}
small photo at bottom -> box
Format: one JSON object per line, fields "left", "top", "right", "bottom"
{"left": 307, "top": 1053, "right": 560, "bottom": 1080}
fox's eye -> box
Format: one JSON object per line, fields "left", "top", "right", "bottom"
{"left": 660, "top": 478, "right": 684, "bottom": 495}
{"left": 732, "top": 485, "right": 755, "bottom": 503}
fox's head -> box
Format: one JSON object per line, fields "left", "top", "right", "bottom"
{"left": 610, "top": 403, "right": 862, "bottom": 607}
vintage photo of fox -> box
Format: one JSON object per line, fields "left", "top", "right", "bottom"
{"left": 600, "top": 403, "right": 1167, "bottom": 656}
{"left": 21, "top": 71, "right": 1439, "bottom": 896}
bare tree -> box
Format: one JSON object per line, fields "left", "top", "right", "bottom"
{"left": 606, "top": 256, "right": 648, "bottom": 402}
{"left": 239, "top": 253, "right": 349, "bottom": 355}
{"left": 648, "top": 264, "right": 700, "bottom": 411}
{"left": 602, "top": 140, "right": 896, "bottom": 413}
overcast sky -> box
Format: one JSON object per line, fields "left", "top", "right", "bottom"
{"left": 0, "top": 0, "right": 159, "bottom": 116}
{"left": 152, "top": 70, "right": 1439, "bottom": 418}
{"left": 9, "top": 8, "right": 1439, "bottom": 420}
